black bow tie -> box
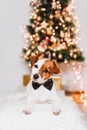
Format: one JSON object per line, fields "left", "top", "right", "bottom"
{"left": 32, "top": 78, "right": 53, "bottom": 91}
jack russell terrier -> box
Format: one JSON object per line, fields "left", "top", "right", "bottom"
{"left": 23, "top": 58, "right": 62, "bottom": 115}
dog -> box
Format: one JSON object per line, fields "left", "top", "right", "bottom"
{"left": 23, "top": 58, "right": 62, "bottom": 115}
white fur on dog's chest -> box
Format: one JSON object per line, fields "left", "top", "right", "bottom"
{"left": 27, "top": 81, "right": 58, "bottom": 102}
{"left": 33, "top": 85, "right": 52, "bottom": 102}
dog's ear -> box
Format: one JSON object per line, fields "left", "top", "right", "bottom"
{"left": 30, "top": 54, "right": 39, "bottom": 66}
{"left": 52, "top": 60, "right": 60, "bottom": 74}
{"left": 30, "top": 53, "right": 44, "bottom": 66}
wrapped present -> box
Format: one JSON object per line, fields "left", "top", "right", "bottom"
{"left": 65, "top": 91, "right": 84, "bottom": 104}
{"left": 23, "top": 75, "right": 30, "bottom": 86}
{"left": 52, "top": 75, "right": 62, "bottom": 90}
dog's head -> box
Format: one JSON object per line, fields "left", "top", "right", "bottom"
{"left": 31, "top": 59, "right": 60, "bottom": 83}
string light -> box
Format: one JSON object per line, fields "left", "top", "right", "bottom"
{"left": 80, "top": 93, "right": 87, "bottom": 106}
{"left": 70, "top": 61, "right": 87, "bottom": 105}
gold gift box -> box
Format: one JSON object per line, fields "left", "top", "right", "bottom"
{"left": 23, "top": 74, "right": 62, "bottom": 90}
{"left": 52, "top": 75, "right": 62, "bottom": 90}
{"left": 65, "top": 91, "right": 84, "bottom": 104}
{"left": 23, "top": 75, "right": 31, "bottom": 86}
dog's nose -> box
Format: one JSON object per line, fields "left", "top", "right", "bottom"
{"left": 33, "top": 74, "right": 39, "bottom": 80}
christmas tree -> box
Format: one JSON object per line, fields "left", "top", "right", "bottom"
{"left": 21, "top": 0, "right": 84, "bottom": 67}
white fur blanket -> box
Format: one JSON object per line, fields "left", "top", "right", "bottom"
{"left": 0, "top": 91, "right": 86, "bottom": 130}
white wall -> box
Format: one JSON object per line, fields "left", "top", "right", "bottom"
{"left": 75, "top": 0, "right": 87, "bottom": 60}
{"left": 0, "top": 0, "right": 87, "bottom": 92}
{"left": 0, "top": 0, "right": 30, "bottom": 92}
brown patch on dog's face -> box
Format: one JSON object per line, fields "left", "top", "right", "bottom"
{"left": 39, "top": 60, "right": 60, "bottom": 80}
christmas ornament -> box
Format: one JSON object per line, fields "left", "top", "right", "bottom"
{"left": 47, "top": 28, "right": 53, "bottom": 35}
{"left": 65, "top": 17, "right": 72, "bottom": 22}
{"left": 60, "top": 31, "right": 64, "bottom": 38}
{"left": 26, "top": 50, "right": 31, "bottom": 56}
{"left": 38, "top": 37, "right": 50, "bottom": 52}
{"left": 38, "top": 42, "right": 47, "bottom": 52}
{"left": 63, "top": 7, "right": 68, "bottom": 17}
{"left": 30, "top": 0, "right": 40, "bottom": 7}
{"left": 49, "top": 42, "right": 58, "bottom": 51}
{"left": 45, "top": 51, "right": 51, "bottom": 60}
{"left": 48, "top": 20, "right": 54, "bottom": 26}
{"left": 41, "top": 29, "right": 46, "bottom": 34}
{"left": 41, "top": 21, "right": 48, "bottom": 28}
{"left": 52, "top": 0, "right": 56, "bottom": 9}
{"left": 34, "top": 34, "right": 40, "bottom": 42}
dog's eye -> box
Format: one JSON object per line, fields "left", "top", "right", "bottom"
{"left": 34, "top": 64, "right": 38, "bottom": 68}
{"left": 43, "top": 69, "right": 49, "bottom": 73}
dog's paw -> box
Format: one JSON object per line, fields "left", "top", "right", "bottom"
{"left": 23, "top": 110, "right": 31, "bottom": 115}
{"left": 53, "top": 110, "right": 61, "bottom": 115}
